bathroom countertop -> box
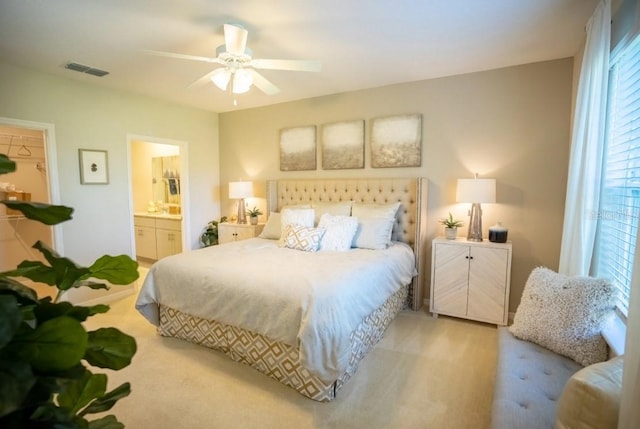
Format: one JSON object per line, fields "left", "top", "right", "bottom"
{"left": 134, "top": 212, "right": 182, "bottom": 220}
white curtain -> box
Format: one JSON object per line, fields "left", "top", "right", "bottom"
{"left": 620, "top": 233, "right": 640, "bottom": 428}
{"left": 618, "top": 2, "right": 640, "bottom": 426}
{"left": 558, "top": 0, "right": 611, "bottom": 276}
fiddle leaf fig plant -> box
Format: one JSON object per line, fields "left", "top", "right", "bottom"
{"left": 0, "top": 153, "right": 138, "bottom": 428}
{"left": 200, "top": 216, "right": 228, "bottom": 247}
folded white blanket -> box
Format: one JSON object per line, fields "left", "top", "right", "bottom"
{"left": 135, "top": 238, "right": 416, "bottom": 381}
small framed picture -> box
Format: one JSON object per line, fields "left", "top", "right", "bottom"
{"left": 79, "top": 149, "right": 109, "bottom": 184}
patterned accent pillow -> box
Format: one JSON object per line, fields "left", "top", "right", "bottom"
{"left": 509, "top": 267, "right": 615, "bottom": 366}
{"left": 281, "top": 224, "right": 325, "bottom": 252}
{"left": 317, "top": 213, "right": 358, "bottom": 251}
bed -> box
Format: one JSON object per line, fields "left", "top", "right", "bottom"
{"left": 136, "top": 177, "right": 428, "bottom": 401}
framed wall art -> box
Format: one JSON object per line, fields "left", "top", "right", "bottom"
{"left": 321, "top": 120, "right": 364, "bottom": 170}
{"left": 371, "top": 114, "right": 422, "bottom": 168}
{"left": 279, "top": 126, "right": 317, "bottom": 171}
{"left": 78, "top": 149, "right": 109, "bottom": 184}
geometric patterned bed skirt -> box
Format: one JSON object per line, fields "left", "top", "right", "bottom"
{"left": 158, "top": 284, "right": 409, "bottom": 402}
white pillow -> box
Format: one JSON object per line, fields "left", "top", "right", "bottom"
{"left": 351, "top": 201, "right": 401, "bottom": 220}
{"left": 258, "top": 212, "right": 281, "bottom": 240}
{"left": 509, "top": 267, "right": 615, "bottom": 366}
{"left": 311, "top": 201, "right": 353, "bottom": 225}
{"left": 352, "top": 217, "right": 396, "bottom": 250}
{"left": 280, "top": 208, "right": 315, "bottom": 244}
{"left": 281, "top": 224, "right": 325, "bottom": 252}
{"left": 556, "top": 356, "right": 623, "bottom": 429}
{"left": 350, "top": 202, "right": 400, "bottom": 249}
{"left": 317, "top": 213, "right": 358, "bottom": 252}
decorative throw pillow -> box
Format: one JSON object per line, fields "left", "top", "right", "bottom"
{"left": 258, "top": 212, "right": 281, "bottom": 240}
{"left": 509, "top": 267, "right": 615, "bottom": 366}
{"left": 351, "top": 217, "right": 396, "bottom": 250}
{"left": 281, "top": 224, "right": 325, "bottom": 252}
{"left": 556, "top": 356, "right": 623, "bottom": 429}
{"left": 311, "top": 201, "right": 353, "bottom": 225}
{"left": 317, "top": 213, "right": 358, "bottom": 251}
{"left": 279, "top": 208, "right": 315, "bottom": 244}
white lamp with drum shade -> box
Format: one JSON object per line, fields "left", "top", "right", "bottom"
{"left": 456, "top": 175, "right": 496, "bottom": 242}
{"left": 229, "top": 181, "right": 253, "bottom": 224}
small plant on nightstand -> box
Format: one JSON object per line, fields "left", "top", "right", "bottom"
{"left": 439, "top": 212, "right": 464, "bottom": 240}
{"left": 246, "top": 207, "right": 263, "bottom": 225}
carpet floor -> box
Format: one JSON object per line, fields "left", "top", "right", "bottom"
{"left": 83, "top": 289, "right": 498, "bottom": 429}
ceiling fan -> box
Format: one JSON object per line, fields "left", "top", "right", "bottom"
{"left": 146, "top": 24, "right": 321, "bottom": 96}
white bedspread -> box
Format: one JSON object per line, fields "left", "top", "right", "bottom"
{"left": 135, "top": 238, "right": 416, "bottom": 382}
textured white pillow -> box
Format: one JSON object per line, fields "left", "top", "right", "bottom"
{"left": 352, "top": 217, "right": 395, "bottom": 250}
{"left": 281, "top": 224, "right": 325, "bottom": 252}
{"left": 311, "top": 201, "right": 353, "bottom": 225}
{"left": 258, "top": 212, "right": 281, "bottom": 240}
{"left": 556, "top": 356, "right": 623, "bottom": 429}
{"left": 280, "top": 208, "right": 315, "bottom": 244}
{"left": 509, "top": 267, "right": 615, "bottom": 366}
{"left": 317, "top": 213, "right": 358, "bottom": 251}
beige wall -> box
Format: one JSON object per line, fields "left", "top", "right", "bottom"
{"left": 0, "top": 61, "right": 220, "bottom": 304}
{"left": 219, "top": 58, "right": 574, "bottom": 312}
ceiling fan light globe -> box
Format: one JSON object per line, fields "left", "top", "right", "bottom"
{"left": 211, "top": 68, "right": 231, "bottom": 90}
{"left": 232, "top": 69, "right": 253, "bottom": 94}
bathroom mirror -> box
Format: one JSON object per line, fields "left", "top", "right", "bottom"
{"left": 152, "top": 155, "right": 181, "bottom": 206}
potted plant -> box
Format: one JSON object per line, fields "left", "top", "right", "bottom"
{"left": 200, "top": 216, "right": 227, "bottom": 247}
{"left": 246, "top": 207, "right": 262, "bottom": 225}
{"left": 439, "top": 212, "right": 464, "bottom": 240}
{"left": 0, "top": 153, "right": 137, "bottom": 428}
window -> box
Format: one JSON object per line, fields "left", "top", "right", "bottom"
{"left": 594, "top": 34, "right": 640, "bottom": 317}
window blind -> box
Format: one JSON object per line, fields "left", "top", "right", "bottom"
{"left": 595, "top": 34, "right": 640, "bottom": 317}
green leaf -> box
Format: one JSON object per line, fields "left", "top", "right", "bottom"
{"left": 89, "top": 255, "right": 139, "bottom": 285}
{"left": 0, "top": 153, "right": 16, "bottom": 174}
{"left": 8, "top": 316, "right": 88, "bottom": 372}
{"left": 75, "top": 281, "right": 110, "bottom": 291}
{"left": 0, "top": 295, "right": 22, "bottom": 348}
{"left": 34, "top": 301, "right": 96, "bottom": 323}
{"left": 81, "top": 382, "right": 130, "bottom": 416}
{"left": 3, "top": 260, "right": 58, "bottom": 286}
{"left": 33, "top": 241, "right": 91, "bottom": 291}
{"left": 84, "top": 328, "right": 136, "bottom": 370}
{"left": 0, "top": 277, "right": 38, "bottom": 305}
{"left": 58, "top": 371, "right": 107, "bottom": 416}
{"left": 88, "top": 414, "right": 124, "bottom": 429}
{"left": 0, "top": 360, "right": 36, "bottom": 418}
{"left": 0, "top": 201, "right": 73, "bottom": 225}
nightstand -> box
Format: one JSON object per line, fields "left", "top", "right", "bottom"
{"left": 430, "top": 237, "right": 512, "bottom": 326}
{"left": 218, "top": 222, "right": 264, "bottom": 244}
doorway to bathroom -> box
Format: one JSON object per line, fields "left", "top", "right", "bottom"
{"left": 128, "top": 136, "right": 188, "bottom": 268}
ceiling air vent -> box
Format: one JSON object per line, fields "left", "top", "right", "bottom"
{"left": 64, "top": 62, "right": 109, "bottom": 77}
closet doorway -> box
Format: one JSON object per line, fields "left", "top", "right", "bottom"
{"left": 0, "top": 119, "right": 61, "bottom": 300}
{"left": 128, "top": 135, "right": 189, "bottom": 269}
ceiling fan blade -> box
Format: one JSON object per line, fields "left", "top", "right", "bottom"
{"left": 186, "top": 69, "right": 222, "bottom": 89}
{"left": 250, "top": 58, "right": 321, "bottom": 72}
{"left": 224, "top": 24, "right": 248, "bottom": 55}
{"left": 247, "top": 69, "right": 280, "bottom": 95}
{"left": 143, "top": 50, "right": 223, "bottom": 64}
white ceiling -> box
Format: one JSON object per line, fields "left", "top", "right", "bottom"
{"left": 0, "top": 0, "right": 598, "bottom": 113}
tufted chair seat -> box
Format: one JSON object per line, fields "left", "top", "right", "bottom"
{"left": 491, "top": 327, "right": 583, "bottom": 429}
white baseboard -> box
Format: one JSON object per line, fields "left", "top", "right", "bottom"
{"left": 71, "top": 287, "right": 135, "bottom": 307}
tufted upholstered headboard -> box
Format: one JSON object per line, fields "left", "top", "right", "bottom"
{"left": 266, "top": 177, "right": 428, "bottom": 310}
